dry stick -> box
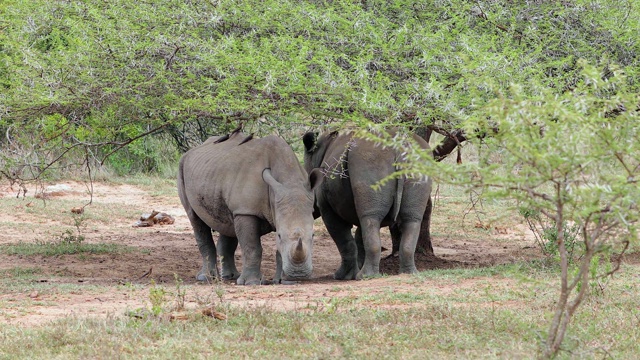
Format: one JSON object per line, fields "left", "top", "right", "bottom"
{"left": 553, "top": 232, "right": 595, "bottom": 354}
{"left": 472, "top": 0, "right": 523, "bottom": 43}
{"left": 100, "top": 122, "right": 172, "bottom": 165}
{"left": 165, "top": 44, "right": 182, "bottom": 70}
{"left": 545, "top": 185, "right": 568, "bottom": 358}
{"left": 39, "top": 121, "right": 172, "bottom": 174}
{"left": 36, "top": 142, "right": 87, "bottom": 177}
{"left": 83, "top": 146, "right": 94, "bottom": 209}
{"left": 462, "top": 187, "right": 485, "bottom": 225}
{"left": 544, "top": 196, "right": 625, "bottom": 357}
{"left": 4, "top": 121, "right": 171, "bottom": 204}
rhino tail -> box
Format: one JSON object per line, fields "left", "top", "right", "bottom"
{"left": 391, "top": 172, "right": 404, "bottom": 222}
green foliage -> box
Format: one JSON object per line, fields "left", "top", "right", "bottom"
{"left": 1, "top": 0, "right": 639, "bottom": 178}
{"left": 520, "top": 206, "right": 582, "bottom": 261}
{"left": 383, "top": 61, "right": 640, "bottom": 249}
{"left": 173, "top": 273, "right": 186, "bottom": 311}
{"left": 367, "top": 59, "right": 640, "bottom": 358}
{"left": 148, "top": 280, "right": 167, "bottom": 317}
{"left": 2, "top": 3, "right": 638, "bottom": 356}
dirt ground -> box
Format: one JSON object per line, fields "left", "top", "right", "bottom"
{"left": 0, "top": 181, "right": 541, "bottom": 326}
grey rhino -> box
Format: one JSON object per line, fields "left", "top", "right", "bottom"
{"left": 178, "top": 130, "right": 321, "bottom": 285}
{"left": 303, "top": 130, "right": 432, "bottom": 279}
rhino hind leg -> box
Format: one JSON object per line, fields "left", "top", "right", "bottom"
{"left": 389, "top": 223, "right": 401, "bottom": 256}
{"left": 321, "top": 208, "right": 358, "bottom": 280}
{"left": 233, "top": 215, "right": 263, "bottom": 285}
{"left": 354, "top": 227, "right": 365, "bottom": 269}
{"left": 189, "top": 214, "right": 219, "bottom": 281}
{"left": 397, "top": 220, "right": 421, "bottom": 274}
{"left": 357, "top": 216, "right": 383, "bottom": 279}
{"left": 218, "top": 235, "right": 239, "bottom": 280}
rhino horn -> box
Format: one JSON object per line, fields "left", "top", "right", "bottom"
{"left": 291, "top": 238, "right": 307, "bottom": 263}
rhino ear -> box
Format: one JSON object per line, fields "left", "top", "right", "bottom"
{"left": 302, "top": 132, "right": 318, "bottom": 153}
{"left": 308, "top": 167, "right": 324, "bottom": 191}
{"left": 262, "top": 168, "right": 282, "bottom": 190}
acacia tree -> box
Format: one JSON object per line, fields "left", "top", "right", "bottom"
{"left": 1, "top": 1, "right": 640, "bottom": 356}
{"left": 3, "top": 0, "right": 638, "bottom": 179}
{"left": 368, "top": 62, "right": 640, "bottom": 358}
{"left": 474, "top": 65, "right": 638, "bottom": 358}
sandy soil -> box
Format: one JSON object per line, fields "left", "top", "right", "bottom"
{"left": 0, "top": 181, "right": 541, "bottom": 326}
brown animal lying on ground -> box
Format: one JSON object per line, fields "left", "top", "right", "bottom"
{"left": 133, "top": 210, "right": 175, "bottom": 227}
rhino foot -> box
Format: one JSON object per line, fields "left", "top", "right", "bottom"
{"left": 356, "top": 263, "right": 380, "bottom": 280}
{"left": 196, "top": 273, "right": 209, "bottom": 282}
{"left": 236, "top": 273, "right": 262, "bottom": 286}
{"left": 399, "top": 265, "right": 418, "bottom": 274}
{"left": 220, "top": 260, "right": 239, "bottom": 281}
{"left": 236, "top": 278, "right": 261, "bottom": 286}
{"left": 221, "top": 272, "right": 239, "bottom": 281}
{"left": 334, "top": 262, "right": 358, "bottom": 280}
{"left": 279, "top": 280, "right": 300, "bottom": 285}
{"left": 196, "top": 270, "right": 218, "bottom": 282}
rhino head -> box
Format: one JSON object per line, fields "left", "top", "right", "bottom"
{"left": 263, "top": 168, "right": 322, "bottom": 280}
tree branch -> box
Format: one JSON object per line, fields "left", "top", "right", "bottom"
{"left": 99, "top": 121, "right": 172, "bottom": 164}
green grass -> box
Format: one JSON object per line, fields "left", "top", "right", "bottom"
{"left": 0, "top": 276, "right": 108, "bottom": 296}
{"left": 0, "top": 306, "right": 536, "bottom": 359}
{"left": 414, "top": 259, "right": 564, "bottom": 281}
{"left": 0, "top": 263, "right": 638, "bottom": 359}
{"left": 106, "top": 174, "right": 179, "bottom": 197}
{"left": 0, "top": 239, "right": 136, "bottom": 257}
{"left": 430, "top": 182, "right": 524, "bottom": 239}
{"left": 0, "top": 197, "right": 140, "bottom": 229}
{"left": 0, "top": 267, "right": 43, "bottom": 278}
{"left": 0, "top": 174, "right": 637, "bottom": 358}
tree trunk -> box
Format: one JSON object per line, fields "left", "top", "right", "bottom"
{"left": 432, "top": 129, "right": 467, "bottom": 162}
{"left": 416, "top": 196, "right": 433, "bottom": 254}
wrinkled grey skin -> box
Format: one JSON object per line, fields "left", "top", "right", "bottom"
{"left": 178, "top": 131, "right": 321, "bottom": 285}
{"left": 303, "top": 130, "right": 432, "bottom": 279}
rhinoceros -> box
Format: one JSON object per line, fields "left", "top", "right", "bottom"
{"left": 303, "top": 130, "right": 432, "bottom": 279}
{"left": 178, "top": 130, "right": 321, "bottom": 285}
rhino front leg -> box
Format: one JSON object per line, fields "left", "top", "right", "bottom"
{"left": 218, "top": 235, "right": 239, "bottom": 280}
{"left": 274, "top": 250, "right": 283, "bottom": 284}
{"left": 357, "top": 216, "right": 382, "bottom": 279}
{"left": 189, "top": 214, "right": 219, "bottom": 281}
{"left": 321, "top": 208, "right": 358, "bottom": 280}
{"left": 272, "top": 251, "right": 300, "bottom": 285}
{"left": 233, "top": 215, "right": 263, "bottom": 285}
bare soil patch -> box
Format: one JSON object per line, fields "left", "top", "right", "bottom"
{"left": 0, "top": 180, "right": 540, "bottom": 326}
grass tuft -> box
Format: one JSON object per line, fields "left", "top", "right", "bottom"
{"left": 1, "top": 239, "right": 135, "bottom": 257}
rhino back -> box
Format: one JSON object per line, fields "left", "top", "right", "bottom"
{"left": 311, "top": 133, "right": 360, "bottom": 225}
{"left": 179, "top": 134, "right": 305, "bottom": 237}
{"left": 311, "top": 131, "right": 430, "bottom": 226}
